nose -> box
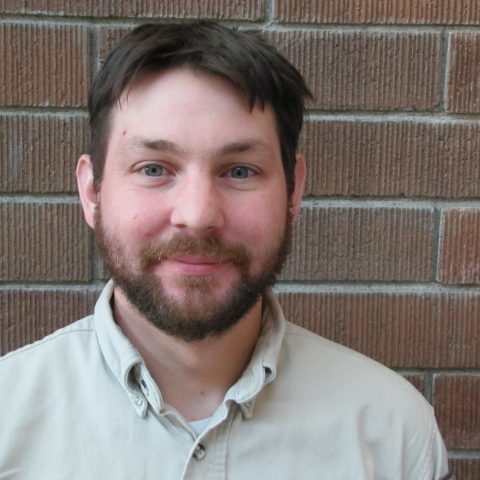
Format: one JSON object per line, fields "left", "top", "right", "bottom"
{"left": 170, "top": 174, "right": 224, "bottom": 234}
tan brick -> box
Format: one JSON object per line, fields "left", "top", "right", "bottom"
{"left": 0, "top": 115, "right": 88, "bottom": 193}
{"left": 438, "top": 209, "right": 480, "bottom": 284}
{"left": 278, "top": 292, "right": 480, "bottom": 368}
{"left": 0, "top": 203, "right": 92, "bottom": 281}
{"left": 448, "top": 458, "right": 480, "bottom": 480}
{"left": 301, "top": 120, "right": 480, "bottom": 198}
{"left": 0, "top": 24, "right": 89, "bottom": 107}
{"left": 447, "top": 33, "right": 480, "bottom": 113}
{"left": 434, "top": 375, "right": 480, "bottom": 449}
{"left": 402, "top": 374, "right": 427, "bottom": 398}
{"left": 0, "top": 0, "right": 264, "bottom": 19}
{"left": 0, "top": 288, "right": 102, "bottom": 356}
{"left": 267, "top": 31, "right": 441, "bottom": 111}
{"left": 282, "top": 206, "right": 434, "bottom": 281}
{"left": 275, "top": 0, "right": 480, "bottom": 24}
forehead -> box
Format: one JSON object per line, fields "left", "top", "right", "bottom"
{"left": 106, "top": 68, "right": 281, "bottom": 159}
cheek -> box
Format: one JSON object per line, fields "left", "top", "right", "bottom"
{"left": 230, "top": 194, "right": 288, "bottom": 246}
{"left": 100, "top": 196, "right": 167, "bottom": 243}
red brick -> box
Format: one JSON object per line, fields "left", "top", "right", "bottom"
{"left": 278, "top": 291, "right": 480, "bottom": 368}
{"left": 447, "top": 33, "right": 480, "bottom": 113}
{"left": 434, "top": 375, "right": 480, "bottom": 449}
{"left": 0, "top": 0, "right": 264, "bottom": 19}
{"left": 0, "top": 24, "right": 89, "bottom": 106}
{"left": 448, "top": 458, "right": 480, "bottom": 480}
{"left": 0, "top": 288, "right": 102, "bottom": 356}
{"left": 402, "top": 374, "right": 427, "bottom": 398}
{"left": 0, "top": 115, "right": 88, "bottom": 193}
{"left": 0, "top": 203, "right": 92, "bottom": 281}
{"left": 282, "top": 206, "right": 434, "bottom": 281}
{"left": 98, "top": 27, "right": 133, "bottom": 65}
{"left": 438, "top": 209, "right": 480, "bottom": 284}
{"left": 267, "top": 31, "right": 441, "bottom": 111}
{"left": 275, "top": 0, "right": 480, "bottom": 24}
{"left": 301, "top": 120, "right": 480, "bottom": 198}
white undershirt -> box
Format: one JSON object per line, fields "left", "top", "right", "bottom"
{"left": 189, "top": 417, "right": 212, "bottom": 435}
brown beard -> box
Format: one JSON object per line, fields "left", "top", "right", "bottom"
{"left": 94, "top": 204, "right": 292, "bottom": 342}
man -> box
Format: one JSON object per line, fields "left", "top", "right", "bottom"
{"left": 0, "top": 22, "right": 451, "bottom": 479}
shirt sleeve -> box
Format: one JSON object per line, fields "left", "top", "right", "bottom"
{"left": 426, "top": 419, "right": 452, "bottom": 480}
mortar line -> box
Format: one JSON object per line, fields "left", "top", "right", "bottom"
{"left": 265, "top": 0, "right": 275, "bottom": 24}
{"left": 273, "top": 282, "right": 480, "bottom": 293}
{"left": 439, "top": 28, "right": 449, "bottom": 112}
{"left": 304, "top": 111, "right": 480, "bottom": 120}
{"left": 299, "top": 197, "right": 480, "bottom": 208}
{"left": 432, "top": 207, "right": 443, "bottom": 284}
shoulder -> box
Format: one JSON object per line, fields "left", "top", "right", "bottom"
{"left": 272, "top": 322, "right": 450, "bottom": 478}
{"left": 280, "top": 320, "right": 434, "bottom": 424}
{"left": 0, "top": 315, "right": 96, "bottom": 372}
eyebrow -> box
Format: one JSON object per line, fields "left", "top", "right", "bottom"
{"left": 120, "top": 137, "right": 185, "bottom": 156}
{"left": 120, "top": 136, "right": 275, "bottom": 160}
{"left": 217, "top": 140, "right": 276, "bottom": 158}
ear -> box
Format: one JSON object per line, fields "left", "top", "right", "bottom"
{"left": 289, "top": 153, "right": 306, "bottom": 223}
{"left": 76, "top": 154, "right": 97, "bottom": 229}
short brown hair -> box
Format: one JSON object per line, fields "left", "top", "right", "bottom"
{"left": 88, "top": 21, "right": 312, "bottom": 196}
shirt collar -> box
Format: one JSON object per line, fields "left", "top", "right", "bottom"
{"left": 226, "top": 289, "right": 286, "bottom": 419}
{"left": 93, "top": 281, "right": 286, "bottom": 419}
{"left": 93, "top": 280, "right": 148, "bottom": 416}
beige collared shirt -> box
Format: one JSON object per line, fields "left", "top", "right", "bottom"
{"left": 0, "top": 281, "right": 451, "bottom": 479}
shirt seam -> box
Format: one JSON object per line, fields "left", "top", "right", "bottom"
{"left": 285, "top": 330, "right": 426, "bottom": 387}
{"left": 284, "top": 331, "right": 388, "bottom": 370}
{"left": 419, "top": 421, "right": 437, "bottom": 480}
{"left": 0, "top": 328, "right": 94, "bottom": 364}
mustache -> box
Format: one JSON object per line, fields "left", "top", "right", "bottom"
{"left": 140, "top": 234, "right": 251, "bottom": 269}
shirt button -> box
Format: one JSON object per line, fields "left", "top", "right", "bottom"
{"left": 134, "top": 396, "right": 143, "bottom": 406}
{"left": 193, "top": 444, "right": 206, "bottom": 461}
{"left": 140, "top": 379, "right": 149, "bottom": 396}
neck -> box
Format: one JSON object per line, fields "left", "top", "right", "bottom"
{"left": 113, "top": 288, "right": 263, "bottom": 422}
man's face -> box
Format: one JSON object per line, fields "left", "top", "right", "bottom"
{"left": 79, "top": 68, "right": 305, "bottom": 342}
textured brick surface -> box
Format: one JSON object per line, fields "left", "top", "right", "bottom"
{"left": 0, "top": 115, "right": 88, "bottom": 193}
{"left": 0, "top": 288, "right": 101, "bottom": 356}
{"left": 301, "top": 120, "right": 480, "bottom": 198}
{"left": 278, "top": 292, "right": 480, "bottom": 368}
{"left": 0, "top": 0, "right": 264, "bottom": 19}
{"left": 438, "top": 209, "right": 480, "bottom": 285}
{"left": 275, "top": 0, "right": 480, "bottom": 24}
{"left": 435, "top": 375, "right": 480, "bottom": 449}
{"left": 267, "top": 31, "right": 441, "bottom": 111}
{"left": 98, "top": 27, "right": 133, "bottom": 64}
{"left": 282, "top": 206, "right": 434, "bottom": 281}
{"left": 447, "top": 33, "right": 480, "bottom": 113}
{"left": 448, "top": 458, "right": 480, "bottom": 480}
{"left": 402, "top": 374, "right": 427, "bottom": 398}
{"left": 0, "top": 24, "right": 89, "bottom": 107}
{"left": 0, "top": 203, "right": 92, "bottom": 281}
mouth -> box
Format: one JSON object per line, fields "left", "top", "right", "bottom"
{"left": 171, "top": 254, "right": 225, "bottom": 265}
{"left": 159, "top": 255, "right": 231, "bottom": 276}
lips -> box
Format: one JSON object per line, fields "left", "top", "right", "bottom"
{"left": 161, "top": 256, "right": 230, "bottom": 276}
{"left": 170, "top": 254, "right": 224, "bottom": 265}
{"left": 140, "top": 233, "right": 252, "bottom": 271}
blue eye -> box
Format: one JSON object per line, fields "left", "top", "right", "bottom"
{"left": 143, "top": 165, "right": 163, "bottom": 176}
{"left": 230, "top": 166, "right": 251, "bottom": 179}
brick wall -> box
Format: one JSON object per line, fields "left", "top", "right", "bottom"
{"left": 0, "top": 1, "right": 479, "bottom": 476}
